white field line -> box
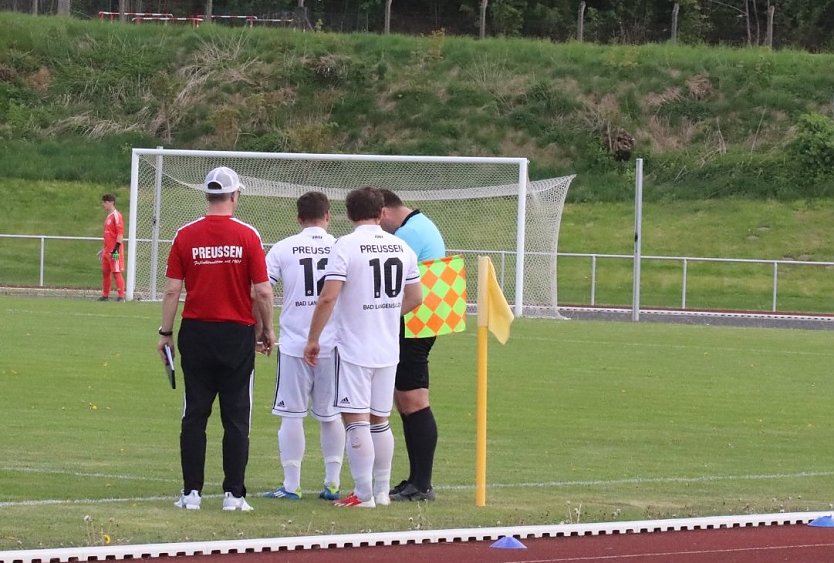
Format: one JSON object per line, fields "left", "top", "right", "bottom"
{"left": 0, "top": 466, "right": 180, "bottom": 483}
{"left": 440, "top": 470, "right": 834, "bottom": 490}
{"left": 2, "top": 468, "right": 833, "bottom": 508}
{"left": 8, "top": 306, "right": 834, "bottom": 358}
{"left": 4, "top": 308, "right": 158, "bottom": 320}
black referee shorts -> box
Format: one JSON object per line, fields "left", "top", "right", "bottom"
{"left": 395, "top": 335, "right": 436, "bottom": 391}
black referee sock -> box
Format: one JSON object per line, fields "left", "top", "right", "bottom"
{"left": 404, "top": 407, "right": 437, "bottom": 492}
{"left": 400, "top": 412, "right": 416, "bottom": 483}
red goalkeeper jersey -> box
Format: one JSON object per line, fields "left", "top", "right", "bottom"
{"left": 103, "top": 209, "right": 124, "bottom": 253}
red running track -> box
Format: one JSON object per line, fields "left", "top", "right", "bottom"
{"left": 184, "top": 525, "right": 834, "bottom": 563}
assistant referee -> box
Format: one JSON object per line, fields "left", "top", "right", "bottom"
{"left": 157, "top": 166, "right": 275, "bottom": 512}
{"left": 379, "top": 188, "right": 446, "bottom": 502}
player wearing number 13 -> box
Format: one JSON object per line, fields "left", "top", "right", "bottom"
{"left": 304, "top": 187, "right": 423, "bottom": 508}
{"left": 263, "top": 192, "right": 345, "bottom": 502}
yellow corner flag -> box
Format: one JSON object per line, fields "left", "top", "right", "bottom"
{"left": 475, "top": 256, "right": 514, "bottom": 507}
{"left": 477, "top": 256, "right": 514, "bottom": 344}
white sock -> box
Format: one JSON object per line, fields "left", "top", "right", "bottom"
{"left": 320, "top": 418, "right": 345, "bottom": 488}
{"left": 345, "top": 421, "right": 373, "bottom": 501}
{"left": 278, "top": 417, "right": 305, "bottom": 493}
{"left": 370, "top": 421, "right": 393, "bottom": 497}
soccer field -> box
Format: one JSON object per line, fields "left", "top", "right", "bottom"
{"left": 1, "top": 295, "right": 833, "bottom": 549}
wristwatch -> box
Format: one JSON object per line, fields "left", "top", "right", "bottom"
{"left": 158, "top": 327, "right": 174, "bottom": 336}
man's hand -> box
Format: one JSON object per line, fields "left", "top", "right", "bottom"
{"left": 111, "top": 250, "right": 119, "bottom": 261}
{"left": 257, "top": 326, "right": 276, "bottom": 356}
{"left": 157, "top": 336, "right": 174, "bottom": 363}
{"left": 303, "top": 340, "right": 320, "bottom": 367}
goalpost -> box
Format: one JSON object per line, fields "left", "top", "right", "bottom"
{"left": 127, "top": 148, "right": 574, "bottom": 317}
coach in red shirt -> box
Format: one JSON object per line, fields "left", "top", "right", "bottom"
{"left": 157, "top": 166, "right": 275, "bottom": 512}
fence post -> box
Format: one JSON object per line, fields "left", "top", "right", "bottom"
{"left": 39, "top": 236, "right": 45, "bottom": 287}
{"left": 772, "top": 261, "right": 778, "bottom": 312}
{"left": 479, "top": 0, "right": 488, "bottom": 39}
{"left": 632, "top": 159, "right": 643, "bottom": 322}
{"left": 590, "top": 254, "right": 596, "bottom": 306}
{"left": 577, "top": 1, "right": 586, "bottom": 42}
{"left": 681, "top": 258, "right": 687, "bottom": 309}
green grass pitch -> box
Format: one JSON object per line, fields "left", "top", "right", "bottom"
{"left": 1, "top": 294, "right": 833, "bottom": 549}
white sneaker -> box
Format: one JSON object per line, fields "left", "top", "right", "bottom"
{"left": 222, "top": 492, "right": 253, "bottom": 511}
{"left": 174, "top": 489, "right": 201, "bottom": 510}
{"left": 374, "top": 492, "right": 391, "bottom": 506}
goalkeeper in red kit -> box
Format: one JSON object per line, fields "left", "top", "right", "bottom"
{"left": 98, "top": 193, "right": 125, "bottom": 302}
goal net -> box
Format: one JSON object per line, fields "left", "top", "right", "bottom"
{"left": 127, "top": 149, "right": 574, "bottom": 317}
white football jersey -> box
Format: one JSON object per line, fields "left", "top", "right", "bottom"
{"left": 266, "top": 226, "right": 337, "bottom": 357}
{"left": 325, "top": 224, "right": 420, "bottom": 368}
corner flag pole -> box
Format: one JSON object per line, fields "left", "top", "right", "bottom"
{"left": 475, "top": 327, "right": 489, "bottom": 506}
{"left": 475, "top": 256, "right": 514, "bottom": 507}
{"left": 475, "top": 257, "right": 490, "bottom": 507}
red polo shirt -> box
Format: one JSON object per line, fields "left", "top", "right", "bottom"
{"left": 166, "top": 215, "right": 268, "bottom": 325}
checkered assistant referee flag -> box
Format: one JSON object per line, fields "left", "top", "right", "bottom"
{"left": 404, "top": 255, "right": 467, "bottom": 338}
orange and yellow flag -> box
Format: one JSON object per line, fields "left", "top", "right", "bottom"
{"left": 404, "top": 255, "right": 467, "bottom": 338}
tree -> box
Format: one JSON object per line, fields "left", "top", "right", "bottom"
{"left": 704, "top": 0, "right": 754, "bottom": 45}
{"left": 480, "top": 0, "right": 488, "bottom": 38}
{"left": 490, "top": 0, "right": 524, "bottom": 36}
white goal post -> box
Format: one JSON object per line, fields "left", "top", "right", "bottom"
{"left": 127, "top": 148, "right": 574, "bottom": 317}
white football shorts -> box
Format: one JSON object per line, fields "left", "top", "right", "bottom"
{"left": 271, "top": 351, "right": 340, "bottom": 422}
{"left": 333, "top": 352, "right": 396, "bottom": 417}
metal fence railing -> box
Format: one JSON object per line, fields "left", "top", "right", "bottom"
{"left": 558, "top": 252, "right": 834, "bottom": 313}
{"left": 3, "top": 233, "right": 834, "bottom": 314}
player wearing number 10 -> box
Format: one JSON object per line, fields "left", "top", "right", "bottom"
{"left": 304, "top": 187, "right": 423, "bottom": 508}
{"left": 262, "top": 192, "right": 345, "bottom": 502}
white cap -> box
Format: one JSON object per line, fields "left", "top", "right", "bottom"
{"left": 202, "top": 166, "right": 244, "bottom": 194}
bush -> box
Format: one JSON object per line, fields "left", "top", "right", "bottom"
{"left": 790, "top": 112, "right": 834, "bottom": 179}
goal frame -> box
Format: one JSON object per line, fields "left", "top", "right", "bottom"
{"left": 127, "top": 148, "right": 533, "bottom": 315}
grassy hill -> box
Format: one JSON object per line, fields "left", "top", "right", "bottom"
{"left": 2, "top": 13, "right": 834, "bottom": 200}
{"left": 3, "top": 14, "right": 834, "bottom": 312}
